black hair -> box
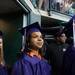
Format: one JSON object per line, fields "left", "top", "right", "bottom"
{"left": 54, "top": 27, "right": 65, "bottom": 38}
{"left": 0, "top": 31, "right": 3, "bottom": 38}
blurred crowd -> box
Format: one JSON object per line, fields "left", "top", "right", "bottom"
{"left": 30, "top": 0, "right": 75, "bottom": 16}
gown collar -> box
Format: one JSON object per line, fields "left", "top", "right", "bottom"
{"left": 23, "top": 54, "right": 41, "bottom": 64}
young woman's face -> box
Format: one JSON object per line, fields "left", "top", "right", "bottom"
{"left": 29, "top": 32, "right": 44, "bottom": 49}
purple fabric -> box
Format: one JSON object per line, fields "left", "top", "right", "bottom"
{"left": 0, "top": 65, "right": 8, "bottom": 75}
{"left": 27, "top": 28, "right": 40, "bottom": 37}
{"left": 63, "top": 46, "right": 75, "bottom": 75}
{"left": 24, "top": 55, "right": 40, "bottom": 64}
{"left": 11, "top": 54, "right": 51, "bottom": 75}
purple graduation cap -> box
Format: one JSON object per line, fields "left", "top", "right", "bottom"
{"left": 19, "top": 22, "right": 42, "bottom": 36}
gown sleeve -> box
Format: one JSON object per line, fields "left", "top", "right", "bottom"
{"left": 11, "top": 59, "right": 34, "bottom": 75}
{"left": 0, "top": 65, "right": 8, "bottom": 75}
{"left": 11, "top": 61, "right": 22, "bottom": 75}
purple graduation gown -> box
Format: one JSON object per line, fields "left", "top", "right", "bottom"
{"left": 63, "top": 46, "right": 75, "bottom": 75}
{"left": 0, "top": 65, "right": 8, "bottom": 75}
{"left": 12, "top": 54, "right": 51, "bottom": 75}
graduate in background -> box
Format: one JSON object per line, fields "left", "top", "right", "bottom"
{"left": 0, "top": 31, "right": 8, "bottom": 75}
{"left": 45, "top": 27, "right": 69, "bottom": 75}
{"left": 62, "top": 15, "right": 75, "bottom": 75}
{"left": 11, "top": 22, "right": 51, "bottom": 75}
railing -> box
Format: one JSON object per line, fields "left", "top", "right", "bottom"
{"left": 30, "top": 0, "right": 75, "bottom": 16}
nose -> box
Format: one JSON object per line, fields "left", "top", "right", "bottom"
{"left": 38, "top": 37, "right": 43, "bottom": 41}
{"left": 64, "top": 36, "right": 67, "bottom": 40}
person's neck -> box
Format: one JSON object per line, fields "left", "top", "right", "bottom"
{"left": 27, "top": 49, "right": 41, "bottom": 59}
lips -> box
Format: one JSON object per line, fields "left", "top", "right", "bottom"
{"left": 37, "top": 42, "right": 43, "bottom": 46}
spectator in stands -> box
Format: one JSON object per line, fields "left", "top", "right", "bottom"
{"left": 68, "top": 1, "right": 75, "bottom": 16}
{"left": 38, "top": 0, "right": 49, "bottom": 11}
{"left": 61, "top": 0, "right": 74, "bottom": 14}
{"left": 54, "top": 0, "right": 64, "bottom": 11}
{"left": 30, "top": 0, "right": 37, "bottom": 8}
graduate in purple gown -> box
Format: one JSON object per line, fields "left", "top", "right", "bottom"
{"left": 0, "top": 31, "right": 8, "bottom": 75}
{"left": 11, "top": 22, "right": 52, "bottom": 75}
{"left": 62, "top": 15, "right": 75, "bottom": 75}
